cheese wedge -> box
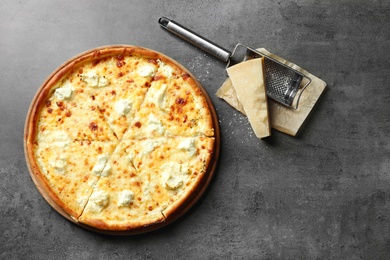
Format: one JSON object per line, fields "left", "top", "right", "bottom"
{"left": 226, "top": 58, "right": 271, "bottom": 138}
{"left": 217, "top": 48, "right": 327, "bottom": 136}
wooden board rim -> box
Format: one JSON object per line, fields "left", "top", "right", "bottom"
{"left": 23, "top": 45, "right": 220, "bottom": 235}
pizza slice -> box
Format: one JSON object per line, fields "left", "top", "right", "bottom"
{"left": 36, "top": 75, "right": 117, "bottom": 141}
{"left": 78, "top": 136, "right": 214, "bottom": 230}
{"left": 81, "top": 55, "right": 158, "bottom": 139}
{"left": 78, "top": 141, "right": 165, "bottom": 230}
{"left": 34, "top": 139, "right": 117, "bottom": 219}
{"left": 122, "top": 63, "right": 214, "bottom": 139}
{"left": 123, "top": 136, "right": 215, "bottom": 219}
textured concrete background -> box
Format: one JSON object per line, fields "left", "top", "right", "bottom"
{"left": 1, "top": 0, "right": 390, "bottom": 259}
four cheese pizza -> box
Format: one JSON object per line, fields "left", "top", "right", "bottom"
{"left": 24, "top": 46, "right": 218, "bottom": 233}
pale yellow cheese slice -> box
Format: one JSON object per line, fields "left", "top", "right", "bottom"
{"left": 226, "top": 58, "right": 271, "bottom": 138}
{"left": 217, "top": 48, "right": 327, "bottom": 136}
{"left": 35, "top": 140, "right": 117, "bottom": 218}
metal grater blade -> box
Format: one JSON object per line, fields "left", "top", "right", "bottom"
{"left": 264, "top": 58, "right": 302, "bottom": 107}
{"left": 234, "top": 44, "right": 306, "bottom": 108}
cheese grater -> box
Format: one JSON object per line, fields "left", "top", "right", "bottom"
{"left": 158, "top": 17, "right": 311, "bottom": 109}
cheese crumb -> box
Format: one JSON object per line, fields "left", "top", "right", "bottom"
{"left": 147, "top": 114, "right": 165, "bottom": 135}
{"left": 143, "top": 83, "right": 168, "bottom": 111}
{"left": 38, "top": 131, "right": 71, "bottom": 147}
{"left": 142, "top": 139, "right": 161, "bottom": 155}
{"left": 81, "top": 70, "right": 110, "bottom": 87}
{"left": 49, "top": 158, "right": 67, "bottom": 175}
{"left": 101, "top": 163, "right": 111, "bottom": 177}
{"left": 115, "top": 99, "right": 132, "bottom": 116}
{"left": 92, "top": 154, "right": 109, "bottom": 175}
{"left": 181, "top": 163, "right": 189, "bottom": 175}
{"left": 53, "top": 83, "right": 73, "bottom": 100}
{"left": 156, "top": 84, "right": 168, "bottom": 111}
{"left": 138, "top": 64, "right": 157, "bottom": 77}
{"left": 98, "top": 76, "right": 110, "bottom": 87}
{"left": 178, "top": 138, "right": 197, "bottom": 157}
{"left": 161, "top": 162, "right": 185, "bottom": 190}
{"left": 87, "top": 190, "right": 109, "bottom": 213}
{"left": 166, "top": 175, "right": 183, "bottom": 189}
{"left": 157, "top": 60, "right": 174, "bottom": 78}
{"left": 117, "top": 190, "right": 134, "bottom": 207}
{"left": 126, "top": 151, "right": 134, "bottom": 163}
{"left": 143, "top": 189, "right": 152, "bottom": 202}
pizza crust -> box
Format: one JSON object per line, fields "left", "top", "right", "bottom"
{"left": 161, "top": 137, "right": 215, "bottom": 219}
{"left": 24, "top": 45, "right": 219, "bottom": 233}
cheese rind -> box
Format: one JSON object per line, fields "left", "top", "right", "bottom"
{"left": 226, "top": 58, "right": 271, "bottom": 138}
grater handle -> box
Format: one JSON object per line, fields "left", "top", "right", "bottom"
{"left": 159, "top": 17, "right": 231, "bottom": 62}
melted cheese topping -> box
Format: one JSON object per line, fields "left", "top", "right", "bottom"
{"left": 32, "top": 48, "right": 215, "bottom": 230}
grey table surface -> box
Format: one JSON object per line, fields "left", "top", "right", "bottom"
{"left": 1, "top": 0, "right": 390, "bottom": 259}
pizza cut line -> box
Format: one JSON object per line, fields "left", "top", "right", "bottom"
{"left": 25, "top": 46, "right": 216, "bottom": 232}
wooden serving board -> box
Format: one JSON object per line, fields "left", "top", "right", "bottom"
{"left": 24, "top": 46, "right": 220, "bottom": 235}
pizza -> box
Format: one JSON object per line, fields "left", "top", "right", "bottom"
{"left": 24, "top": 46, "right": 218, "bottom": 233}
